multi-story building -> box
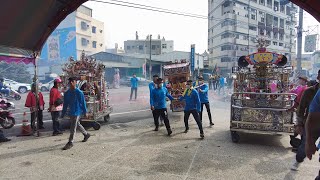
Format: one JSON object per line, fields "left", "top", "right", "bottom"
{"left": 124, "top": 32, "right": 174, "bottom": 55}
{"left": 208, "top": 0, "right": 298, "bottom": 74}
{"left": 38, "top": 5, "right": 104, "bottom": 78}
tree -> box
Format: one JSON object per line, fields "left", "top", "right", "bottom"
{"left": 0, "top": 62, "right": 32, "bottom": 83}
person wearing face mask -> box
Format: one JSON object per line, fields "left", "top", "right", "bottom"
{"left": 179, "top": 80, "right": 204, "bottom": 138}
{"left": 195, "top": 76, "right": 213, "bottom": 126}
{"left": 49, "top": 78, "right": 64, "bottom": 136}
{"left": 149, "top": 74, "right": 164, "bottom": 127}
{"left": 150, "top": 78, "right": 174, "bottom": 135}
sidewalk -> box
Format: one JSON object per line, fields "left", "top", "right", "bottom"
{"left": 0, "top": 108, "right": 319, "bottom": 180}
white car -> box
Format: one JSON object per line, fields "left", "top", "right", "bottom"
{"left": 40, "top": 79, "right": 54, "bottom": 91}
{"left": 3, "top": 78, "right": 31, "bottom": 93}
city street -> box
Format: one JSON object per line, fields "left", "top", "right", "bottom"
{"left": 0, "top": 86, "right": 319, "bottom": 179}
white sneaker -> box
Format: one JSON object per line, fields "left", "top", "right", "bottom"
{"left": 290, "top": 161, "right": 300, "bottom": 171}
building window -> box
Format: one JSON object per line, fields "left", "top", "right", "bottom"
{"left": 131, "top": 46, "right": 135, "bottom": 49}
{"left": 279, "top": 43, "right": 283, "bottom": 47}
{"left": 249, "top": 26, "right": 257, "bottom": 31}
{"left": 152, "top": 45, "right": 156, "bottom": 50}
{"left": 81, "top": 21, "right": 88, "bottom": 30}
{"left": 162, "top": 44, "right": 167, "bottom": 49}
{"left": 92, "top": 26, "right": 96, "bottom": 33}
{"left": 221, "top": 45, "right": 232, "bottom": 51}
{"left": 280, "top": 5, "right": 285, "bottom": 13}
{"left": 259, "top": 0, "right": 265, "bottom": 5}
{"left": 251, "top": 14, "right": 256, "bottom": 20}
{"left": 92, "top": 41, "right": 97, "bottom": 48}
{"left": 273, "top": 41, "right": 278, "bottom": 46}
{"left": 221, "top": 57, "right": 231, "bottom": 62}
{"left": 127, "top": 46, "right": 131, "bottom": 50}
{"left": 267, "top": 0, "right": 272, "bottom": 8}
{"left": 81, "top": 38, "right": 88, "bottom": 46}
{"left": 139, "top": 45, "right": 143, "bottom": 50}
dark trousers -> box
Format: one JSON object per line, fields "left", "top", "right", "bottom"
{"left": 130, "top": 87, "right": 137, "bottom": 100}
{"left": 184, "top": 109, "right": 203, "bottom": 134}
{"left": 51, "top": 111, "right": 63, "bottom": 133}
{"left": 296, "top": 130, "right": 320, "bottom": 163}
{"left": 31, "top": 110, "right": 43, "bottom": 129}
{"left": 200, "top": 102, "right": 212, "bottom": 123}
{"left": 152, "top": 108, "right": 171, "bottom": 131}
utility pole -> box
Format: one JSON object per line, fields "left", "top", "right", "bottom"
{"left": 296, "top": 7, "right": 303, "bottom": 75}
{"left": 149, "top": 34, "right": 152, "bottom": 80}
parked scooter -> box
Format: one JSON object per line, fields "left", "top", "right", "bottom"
{"left": 0, "top": 98, "right": 15, "bottom": 129}
{"left": 0, "top": 87, "right": 21, "bottom": 100}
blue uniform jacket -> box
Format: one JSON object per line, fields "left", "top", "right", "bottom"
{"left": 179, "top": 89, "right": 201, "bottom": 112}
{"left": 131, "top": 77, "right": 139, "bottom": 88}
{"left": 61, "top": 88, "right": 87, "bottom": 117}
{"left": 149, "top": 82, "right": 155, "bottom": 106}
{"left": 150, "top": 87, "right": 174, "bottom": 109}
{"left": 196, "top": 84, "right": 209, "bottom": 103}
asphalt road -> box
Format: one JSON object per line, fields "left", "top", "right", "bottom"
{"left": 3, "top": 85, "right": 230, "bottom": 136}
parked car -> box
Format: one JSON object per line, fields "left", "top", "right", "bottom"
{"left": 40, "top": 79, "right": 54, "bottom": 91}
{"left": 3, "top": 78, "right": 31, "bottom": 94}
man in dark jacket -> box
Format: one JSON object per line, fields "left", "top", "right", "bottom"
{"left": 291, "top": 70, "right": 320, "bottom": 170}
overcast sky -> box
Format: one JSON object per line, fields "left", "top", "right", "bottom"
{"left": 83, "top": 0, "right": 319, "bottom": 54}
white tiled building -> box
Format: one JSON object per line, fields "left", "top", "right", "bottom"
{"left": 208, "top": 0, "right": 298, "bottom": 74}
{"left": 75, "top": 5, "right": 105, "bottom": 58}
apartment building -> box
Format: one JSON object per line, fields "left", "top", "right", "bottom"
{"left": 208, "top": 0, "right": 297, "bottom": 74}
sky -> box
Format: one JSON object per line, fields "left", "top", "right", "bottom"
{"left": 83, "top": 0, "right": 320, "bottom": 54}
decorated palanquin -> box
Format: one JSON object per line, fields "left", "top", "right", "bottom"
{"left": 230, "top": 38, "right": 296, "bottom": 143}
{"left": 60, "top": 51, "right": 112, "bottom": 130}
{"left": 163, "top": 62, "right": 190, "bottom": 112}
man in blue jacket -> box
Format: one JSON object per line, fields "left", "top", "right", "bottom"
{"left": 195, "top": 76, "right": 213, "bottom": 126}
{"left": 130, "top": 73, "right": 139, "bottom": 100}
{"left": 150, "top": 78, "right": 174, "bottom": 135}
{"left": 180, "top": 80, "right": 204, "bottom": 138}
{"left": 61, "top": 77, "right": 90, "bottom": 150}
{"left": 149, "top": 74, "right": 164, "bottom": 126}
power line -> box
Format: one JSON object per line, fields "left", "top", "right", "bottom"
{"left": 90, "top": 0, "right": 208, "bottom": 19}
{"left": 106, "top": 0, "right": 208, "bottom": 18}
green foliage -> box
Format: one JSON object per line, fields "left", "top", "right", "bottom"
{"left": 0, "top": 62, "right": 32, "bottom": 83}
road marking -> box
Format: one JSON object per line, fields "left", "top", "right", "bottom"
{"left": 184, "top": 141, "right": 202, "bottom": 180}
{"left": 14, "top": 109, "right": 150, "bottom": 126}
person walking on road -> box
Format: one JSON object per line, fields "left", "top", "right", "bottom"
{"left": 49, "top": 78, "right": 64, "bottom": 136}
{"left": 179, "top": 80, "right": 204, "bottom": 138}
{"left": 130, "top": 73, "right": 139, "bottom": 101}
{"left": 150, "top": 78, "right": 174, "bottom": 135}
{"left": 149, "top": 74, "right": 164, "bottom": 127}
{"left": 195, "top": 76, "right": 213, "bottom": 126}
{"left": 61, "top": 77, "right": 90, "bottom": 150}
{"left": 25, "top": 83, "right": 45, "bottom": 130}
{"left": 218, "top": 76, "right": 225, "bottom": 95}
{"left": 290, "top": 70, "right": 320, "bottom": 171}
{"left": 305, "top": 87, "right": 320, "bottom": 179}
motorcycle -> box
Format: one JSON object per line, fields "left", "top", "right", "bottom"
{"left": 0, "top": 98, "right": 15, "bottom": 129}
{"left": 0, "top": 87, "right": 21, "bottom": 100}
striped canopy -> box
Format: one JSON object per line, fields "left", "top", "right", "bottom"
{"left": 0, "top": 0, "right": 87, "bottom": 63}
